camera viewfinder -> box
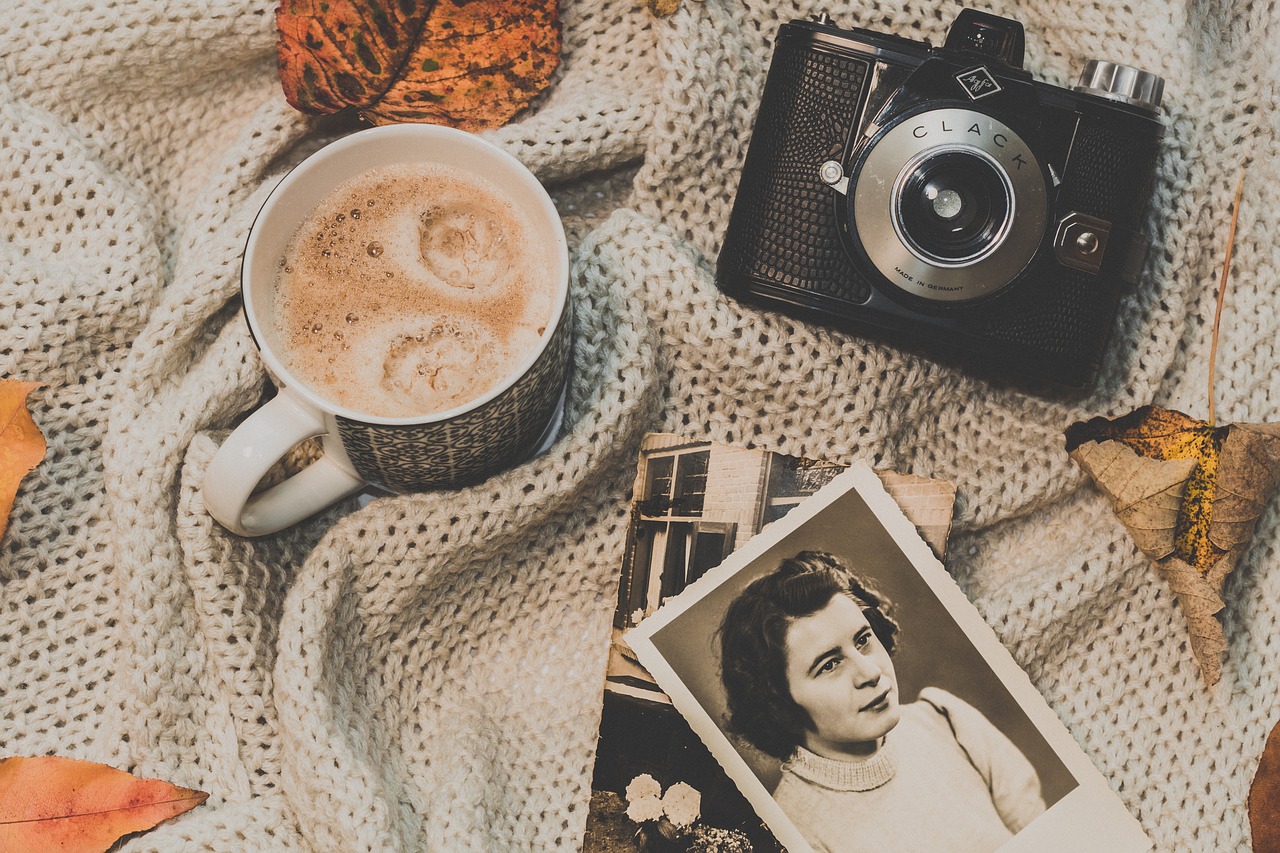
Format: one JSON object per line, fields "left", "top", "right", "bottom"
{"left": 943, "top": 10, "right": 1026, "bottom": 68}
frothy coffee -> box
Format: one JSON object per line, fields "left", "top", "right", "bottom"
{"left": 273, "top": 163, "right": 555, "bottom": 418}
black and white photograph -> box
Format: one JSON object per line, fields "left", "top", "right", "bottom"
{"left": 586, "top": 434, "right": 960, "bottom": 852}
{"left": 627, "top": 464, "right": 1154, "bottom": 853}
{"left": 604, "top": 433, "right": 955, "bottom": 704}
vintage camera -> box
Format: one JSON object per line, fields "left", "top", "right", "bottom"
{"left": 715, "top": 9, "right": 1166, "bottom": 387}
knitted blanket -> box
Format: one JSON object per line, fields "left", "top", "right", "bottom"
{"left": 1, "top": 0, "right": 1275, "bottom": 850}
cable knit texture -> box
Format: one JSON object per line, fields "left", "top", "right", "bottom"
{"left": 782, "top": 744, "right": 898, "bottom": 793}
{"left": 0, "top": 0, "right": 1276, "bottom": 850}
{"left": 773, "top": 689, "right": 1045, "bottom": 852}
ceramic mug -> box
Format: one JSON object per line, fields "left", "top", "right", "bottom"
{"left": 203, "top": 124, "right": 571, "bottom": 536}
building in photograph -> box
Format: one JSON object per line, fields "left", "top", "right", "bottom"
{"left": 607, "top": 435, "right": 844, "bottom": 699}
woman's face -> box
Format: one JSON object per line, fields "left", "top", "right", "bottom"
{"left": 783, "top": 592, "right": 900, "bottom": 759}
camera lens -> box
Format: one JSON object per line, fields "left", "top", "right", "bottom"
{"left": 894, "top": 148, "right": 1013, "bottom": 265}
{"left": 850, "top": 108, "right": 1047, "bottom": 302}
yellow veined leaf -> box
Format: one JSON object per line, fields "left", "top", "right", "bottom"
{"left": 1066, "top": 406, "right": 1280, "bottom": 685}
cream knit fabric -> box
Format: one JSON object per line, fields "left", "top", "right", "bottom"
{"left": 1, "top": 0, "right": 1276, "bottom": 851}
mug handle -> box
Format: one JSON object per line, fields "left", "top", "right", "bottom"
{"left": 203, "top": 392, "right": 366, "bottom": 536}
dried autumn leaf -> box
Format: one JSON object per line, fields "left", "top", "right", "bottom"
{"left": 0, "top": 379, "right": 45, "bottom": 540}
{"left": 1065, "top": 405, "right": 1280, "bottom": 685}
{"left": 0, "top": 756, "right": 208, "bottom": 853}
{"left": 1251, "top": 718, "right": 1280, "bottom": 852}
{"left": 646, "top": 0, "right": 682, "bottom": 16}
{"left": 276, "top": 0, "right": 561, "bottom": 130}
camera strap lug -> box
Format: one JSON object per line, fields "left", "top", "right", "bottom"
{"left": 819, "top": 160, "right": 850, "bottom": 195}
{"left": 1053, "top": 211, "right": 1151, "bottom": 285}
{"left": 1053, "top": 211, "right": 1111, "bottom": 275}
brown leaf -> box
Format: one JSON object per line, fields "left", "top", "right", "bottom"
{"left": 1253, "top": 718, "right": 1280, "bottom": 853}
{"left": 1067, "top": 439, "right": 1196, "bottom": 560}
{"left": 276, "top": 0, "right": 561, "bottom": 130}
{"left": 1160, "top": 555, "right": 1230, "bottom": 686}
{"left": 0, "top": 379, "right": 45, "bottom": 541}
{"left": 1065, "top": 405, "right": 1280, "bottom": 685}
{"left": 0, "top": 756, "right": 208, "bottom": 852}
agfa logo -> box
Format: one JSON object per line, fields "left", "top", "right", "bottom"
{"left": 956, "top": 67, "right": 1003, "bottom": 100}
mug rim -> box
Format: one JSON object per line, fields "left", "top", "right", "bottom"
{"left": 241, "top": 123, "right": 571, "bottom": 427}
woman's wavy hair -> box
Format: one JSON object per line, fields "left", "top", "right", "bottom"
{"left": 717, "top": 550, "right": 899, "bottom": 761}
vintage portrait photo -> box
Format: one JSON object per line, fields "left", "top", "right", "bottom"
{"left": 626, "top": 464, "right": 1153, "bottom": 853}
{"left": 603, "top": 434, "right": 954, "bottom": 704}
{"left": 584, "top": 435, "right": 956, "bottom": 851}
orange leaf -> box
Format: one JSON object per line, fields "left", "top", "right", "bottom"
{"left": 0, "top": 756, "right": 208, "bottom": 853}
{"left": 277, "top": 0, "right": 561, "bottom": 130}
{"left": 1065, "top": 405, "right": 1280, "bottom": 685}
{"left": 0, "top": 380, "right": 45, "bottom": 541}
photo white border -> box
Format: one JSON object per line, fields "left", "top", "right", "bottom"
{"left": 626, "top": 462, "right": 1152, "bottom": 853}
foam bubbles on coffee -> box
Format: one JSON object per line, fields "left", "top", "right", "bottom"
{"left": 418, "top": 199, "right": 516, "bottom": 288}
{"left": 273, "top": 163, "right": 555, "bottom": 418}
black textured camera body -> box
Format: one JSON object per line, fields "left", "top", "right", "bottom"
{"left": 716, "top": 12, "right": 1165, "bottom": 387}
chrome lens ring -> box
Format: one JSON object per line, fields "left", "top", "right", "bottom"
{"left": 892, "top": 144, "right": 1014, "bottom": 267}
{"left": 852, "top": 108, "right": 1047, "bottom": 302}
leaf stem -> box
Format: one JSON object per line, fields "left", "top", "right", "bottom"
{"left": 1208, "top": 167, "right": 1247, "bottom": 427}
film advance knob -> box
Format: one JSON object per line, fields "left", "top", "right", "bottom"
{"left": 1074, "top": 59, "right": 1165, "bottom": 111}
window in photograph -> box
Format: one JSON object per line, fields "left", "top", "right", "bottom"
{"left": 762, "top": 454, "right": 846, "bottom": 525}
{"left": 672, "top": 450, "right": 709, "bottom": 517}
{"left": 687, "top": 520, "right": 737, "bottom": 587}
{"left": 639, "top": 454, "right": 675, "bottom": 517}
{"left": 639, "top": 449, "right": 710, "bottom": 519}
